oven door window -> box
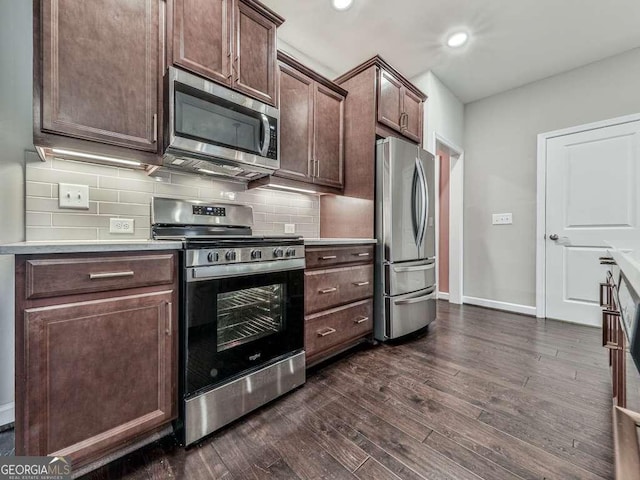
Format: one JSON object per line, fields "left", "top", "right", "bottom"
{"left": 217, "top": 284, "right": 283, "bottom": 351}
{"left": 185, "top": 269, "right": 303, "bottom": 397}
{"left": 175, "top": 85, "right": 263, "bottom": 156}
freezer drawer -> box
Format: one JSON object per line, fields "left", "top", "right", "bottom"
{"left": 385, "top": 259, "right": 435, "bottom": 296}
{"left": 383, "top": 287, "right": 436, "bottom": 340}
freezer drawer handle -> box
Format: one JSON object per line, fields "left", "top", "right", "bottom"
{"left": 320, "top": 255, "right": 337, "bottom": 260}
{"left": 89, "top": 271, "right": 134, "bottom": 280}
{"left": 394, "top": 293, "right": 435, "bottom": 306}
{"left": 319, "top": 287, "right": 338, "bottom": 294}
{"left": 353, "top": 252, "right": 370, "bottom": 257}
{"left": 353, "top": 281, "right": 370, "bottom": 287}
{"left": 354, "top": 316, "right": 369, "bottom": 324}
{"left": 317, "top": 327, "right": 337, "bottom": 337}
{"left": 393, "top": 264, "right": 435, "bottom": 273}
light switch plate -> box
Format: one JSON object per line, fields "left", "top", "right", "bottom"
{"left": 59, "top": 183, "right": 89, "bottom": 209}
{"left": 492, "top": 213, "right": 513, "bottom": 225}
{"left": 284, "top": 224, "right": 296, "bottom": 234}
{"left": 109, "top": 218, "right": 135, "bottom": 234}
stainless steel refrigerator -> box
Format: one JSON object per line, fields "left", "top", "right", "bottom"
{"left": 375, "top": 136, "right": 436, "bottom": 341}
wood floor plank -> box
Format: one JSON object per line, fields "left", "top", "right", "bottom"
{"left": 72, "top": 301, "right": 614, "bottom": 480}
{"left": 354, "top": 457, "right": 403, "bottom": 480}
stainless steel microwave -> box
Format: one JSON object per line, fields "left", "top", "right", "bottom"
{"left": 163, "top": 67, "right": 279, "bottom": 181}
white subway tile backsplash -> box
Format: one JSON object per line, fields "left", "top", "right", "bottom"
{"left": 25, "top": 158, "right": 320, "bottom": 241}
{"left": 98, "top": 202, "right": 151, "bottom": 217}
{"left": 26, "top": 212, "right": 52, "bottom": 227}
{"left": 99, "top": 176, "right": 154, "bottom": 193}
{"left": 26, "top": 227, "right": 98, "bottom": 241}
{"left": 26, "top": 182, "right": 53, "bottom": 198}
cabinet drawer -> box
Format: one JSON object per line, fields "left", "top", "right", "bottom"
{"left": 305, "top": 264, "right": 373, "bottom": 314}
{"left": 25, "top": 253, "right": 176, "bottom": 299}
{"left": 305, "top": 245, "right": 374, "bottom": 269}
{"left": 305, "top": 300, "right": 373, "bottom": 359}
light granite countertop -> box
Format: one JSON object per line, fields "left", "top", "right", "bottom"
{"left": 0, "top": 240, "right": 184, "bottom": 255}
{"left": 303, "top": 238, "right": 377, "bottom": 246}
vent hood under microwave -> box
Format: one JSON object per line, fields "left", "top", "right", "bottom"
{"left": 163, "top": 67, "right": 280, "bottom": 181}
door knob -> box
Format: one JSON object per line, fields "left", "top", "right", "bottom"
{"left": 549, "top": 234, "right": 559, "bottom": 240}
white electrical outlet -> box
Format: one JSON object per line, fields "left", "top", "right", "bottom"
{"left": 109, "top": 218, "right": 135, "bottom": 234}
{"left": 492, "top": 213, "right": 513, "bottom": 225}
{"left": 59, "top": 183, "right": 89, "bottom": 209}
{"left": 284, "top": 224, "right": 296, "bottom": 234}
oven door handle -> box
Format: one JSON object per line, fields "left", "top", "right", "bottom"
{"left": 260, "top": 114, "right": 270, "bottom": 157}
{"left": 188, "top": 258, "right": 305, "bottom": 282}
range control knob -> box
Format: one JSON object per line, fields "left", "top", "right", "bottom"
{"left": 273, "top": 247, "right": 284, "bottom": 258}
{"left": 286, "top": 247, "right": 296, "bottom": 257}
{"left": 251, "top": 249, "right": 262, "bottom": 260}
{"left": 225, "top": 250, "right": 237, "bottom": 261}
{"left": 207, "top": 251, "right": 219, "bottom": 263}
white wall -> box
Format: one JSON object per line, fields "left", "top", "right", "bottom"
{"left": 0, "top": 0, "right": 32, "bottom": 426}
{"left": 412, "top": 71, "right": 464, "bottom": 154}
{"left": 278, "top": 39, "right": 340, "bottom": 80}
{"left": 463, "top": 47, "right": 640, "bottom": 308}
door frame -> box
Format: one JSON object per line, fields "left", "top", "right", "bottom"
{"left": 433, "top": 132, "right": 464, "bottom": 305}
{"left": 535, "top": 112, "right": 640, "bottom": 318}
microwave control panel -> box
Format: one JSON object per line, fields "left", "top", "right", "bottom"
{"left": 193, "top": 205, "right": 226, "bottom": 217}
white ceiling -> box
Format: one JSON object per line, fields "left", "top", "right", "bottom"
{"left": 262, "top": 0, "right": 640, "bottom": 103}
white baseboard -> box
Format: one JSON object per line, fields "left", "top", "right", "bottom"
{"left": 463, "top": 296, "right": 536, "bottom": 317}
{"left": 0, "top": 402, "right": 14, "bottom": 427}
{"left": 438, "top": 292, "right": 450, "bottom": 301}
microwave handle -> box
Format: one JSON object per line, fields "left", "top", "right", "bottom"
{"left": 260, "top": 114, "right": 270, "bottom": 157}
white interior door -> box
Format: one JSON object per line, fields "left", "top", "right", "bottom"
{"left": 545, "top": 120, "right": 640, "bottom": 325}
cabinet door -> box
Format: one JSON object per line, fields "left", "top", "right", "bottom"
{"left": 172, "top": 0, "right": 231, "bottom": 85}
{"left": 402, "top": 88, "right": 423, "bottom": 144}
{"left": 377, "top": 68, "right": 403, "bottom": 133}
{"left": 276, "top": 63, "right": 314, "bottom": 182}
{"left": 313, "top": 84, "right": 344, "bottom": 189}
{"left": 233, "top": 0, "right": 278, "bottom": 106}
{"left": 20, "top": 290, "right": 176, "bottom": 467}
{"left": 40, "top": 0, "right": 159, "bottom": 152}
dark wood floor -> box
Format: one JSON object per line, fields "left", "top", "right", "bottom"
{"left": 2, "top": 301, "right": 615, "bottom": 479}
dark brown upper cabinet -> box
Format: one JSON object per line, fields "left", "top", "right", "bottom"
{"left": 313, "top": 84, "right": 344, "bottom": 189}
{"left": 169, "top": 0, "right": 283, "bottom": 106}
{"left": 376, "top": 66, "right": 424, "bottom": 143}
{"left": 171, "top": 0, "right": 232, "bottom": 85}
{"left": 277, "top": 62, "right": 314, "bottom": 183}
{"left": 34, "top": 0, "right": 162, "bottom": 164}
{"left": 251, "top": 52, "right": 346, "bottom": 194}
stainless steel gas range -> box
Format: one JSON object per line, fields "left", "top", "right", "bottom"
{"left": 151, "top": 197, "right": 305, "bottom": 446}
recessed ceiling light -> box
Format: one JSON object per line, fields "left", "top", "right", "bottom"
{"left": 332, "top": 0, "right": 353, "bottom": 11}
{"left": 446, "top": 31, "right": 469, "bottom": 48}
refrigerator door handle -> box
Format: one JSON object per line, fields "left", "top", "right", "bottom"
{"left": 393, "top": 263, "right": 435, "bottom": 273}
{"left": 411, "top": 162, "right": 420, "bottom": 245}
{"left": 415, "top": 157, "right": 428, "bottom": 248}
{"left": 394, "top": 289, "right": 436, "bottom": 306}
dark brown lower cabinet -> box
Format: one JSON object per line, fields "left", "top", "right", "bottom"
{"left": 15, "top": 252, "right": 178, "bottom": 470}
{"left": 304, "top": 244, "right": 374, "bottom": 366}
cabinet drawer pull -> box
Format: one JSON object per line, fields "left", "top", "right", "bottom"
{"left": 353, "top": 281, "right": 370, "bottom": 287}
{"left": 317, "top": 327, "right": 337, "bottom": 337}
{"left": 353, "top": 252, "right": 370, "bottom": 257}
{"left": 89, "top": 271, "right": 135, "bottom": 280}
{"left": 319, "top": 287, "right": 337, "bottom": 294}
{"left": 320, "top": 255, "right": 337, "bottom": 260}
{"left": 354, "top": 316, "right": 369, "bottom": 324}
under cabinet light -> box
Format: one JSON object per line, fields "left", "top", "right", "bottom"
{"left": 262, "top": 185, "right": 318, "bottom": 195}
{"left": 51, "top": 148, "right": 142, "bottom": 167}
